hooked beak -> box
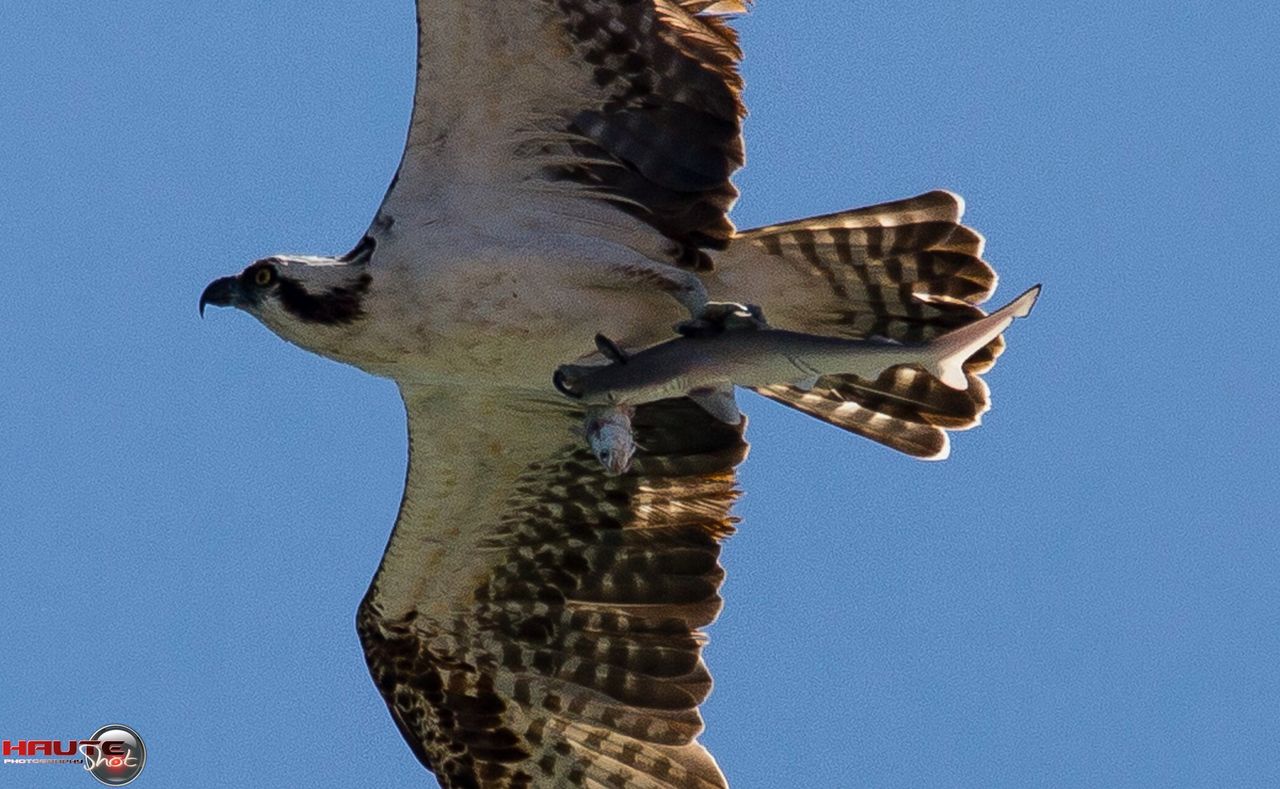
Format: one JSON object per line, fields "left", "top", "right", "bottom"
{"left": 199, "top": 276, "right": 240, "bottom": 317}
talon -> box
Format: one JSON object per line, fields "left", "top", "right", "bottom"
{"left": 674, "top": 318, "right": 721, "bottom": 338}
{"left": 681, "top": 301, "right": 771, "bottom": 335}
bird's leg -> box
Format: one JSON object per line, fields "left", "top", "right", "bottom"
{"left": 584, "top": 254, "right": 770, "bottom": 334}
{"left": 645, "top": 265, "right": 769, "bottom": 335}
{"left": 633, "top": 256, "right": 769, "bottom": 336}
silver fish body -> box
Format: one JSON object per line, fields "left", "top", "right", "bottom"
{"left": 560, "top": 331, "right": 920, "bottom": 404}
{"left": 556, "top": 285, "right": 1041, "bottom": 417}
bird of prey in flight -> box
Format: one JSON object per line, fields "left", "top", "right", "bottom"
{"left": 201, "top": 2, "right": 1035, "bottom": 786}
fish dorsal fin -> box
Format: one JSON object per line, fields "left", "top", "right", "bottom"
{"left": 594, "top": 335, "right": 629, "bottom": 364}
{"left": 688, "top": 386, "right": 742, "bottom": 425}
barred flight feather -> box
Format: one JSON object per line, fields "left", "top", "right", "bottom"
{"left": 359, "top": 396, "right": 745, "bottom": 788}
{"left": 728, "top": 191, "right": 1011, "bottom": 459}
{"left": 376, "top": 0, "right": 752, "bottom": 266}
{"left": 543, "top": 0, "right": 751, "bottom": 252}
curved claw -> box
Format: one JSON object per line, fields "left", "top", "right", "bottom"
{"left": 676, "top": 301, "right": 770, "bottom": 337}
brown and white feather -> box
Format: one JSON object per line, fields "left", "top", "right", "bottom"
{"left": 359, "top": 388, "right": 746, "bottom": 788}
{"left": 709, "top": 191, "right": 1007, "bottom": 459}
{"left": 348, "top": 5, "right": 1025, "bottom": 786}
{"left": 373, "top": 0, "right": 751, "bottom": 267}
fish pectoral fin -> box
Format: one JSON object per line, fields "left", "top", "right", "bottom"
{"left": 796, "top": 376, "right": 821, "bottom": 392}
{"left": 594, "top": 334, "right": 630, "bottom": 364}
{"left": 688, "top": 385, "right": 742, "bottom": 425}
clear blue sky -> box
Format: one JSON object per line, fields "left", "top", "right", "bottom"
{"left": 2, "top": 3, "right": 1277, "bottom": 787}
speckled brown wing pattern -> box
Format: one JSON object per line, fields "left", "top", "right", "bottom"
{"left": 736, "top": 191, "right": 1007, "bottom": 459}
{"left": 359, "top": 397, "right": 747, "bottom": 788}
{"left": 546, "top": 0, "right": 749, "bottom": 258}
{"left": 380, "top": 0, "right": 751, "bottom": 266}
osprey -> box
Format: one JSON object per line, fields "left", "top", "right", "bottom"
{"left": 201, "top": 2, "right": 1035, "bottom": 786}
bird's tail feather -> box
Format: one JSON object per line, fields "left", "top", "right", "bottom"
{"left": 720, "top": 190, "right": 1029, "bottom": 459}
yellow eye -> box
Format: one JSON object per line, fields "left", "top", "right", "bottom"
{"left": 254, "top": 266, "right": 275, "bottom": 287}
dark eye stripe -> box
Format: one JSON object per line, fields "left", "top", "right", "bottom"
{"left": 276, "top": 273, "right": 372, "bottom": 325}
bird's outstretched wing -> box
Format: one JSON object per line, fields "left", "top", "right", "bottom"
{"left": 358, "top": 386, "right": 747, "bottom": 788}
{"left": 369, "top": 0, "right": 750, "bottom": 266}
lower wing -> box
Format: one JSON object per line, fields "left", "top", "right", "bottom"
{"left": 358, "top": 386, "right": 747, "bottom": 788}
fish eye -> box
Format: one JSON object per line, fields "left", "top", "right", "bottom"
{"left": 252, "top": 265, "right": 276, "bottom": 287}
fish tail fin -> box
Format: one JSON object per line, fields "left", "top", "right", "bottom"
{"left": 924, "top": 286, "right": 1040, "bottom": 390}
{"left": 751, "top": 285, "right": 1038, "bottom": 461}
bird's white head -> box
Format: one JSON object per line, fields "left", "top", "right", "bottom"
{"left": 200, "top": 248, "right": 374, "bottom": 352}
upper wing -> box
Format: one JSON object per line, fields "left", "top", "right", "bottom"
{"left": 358, "top": 386, "right": 747, "bottom": 788}
{"left": 371, "top": 0, "right": 750, "bottom": 265}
